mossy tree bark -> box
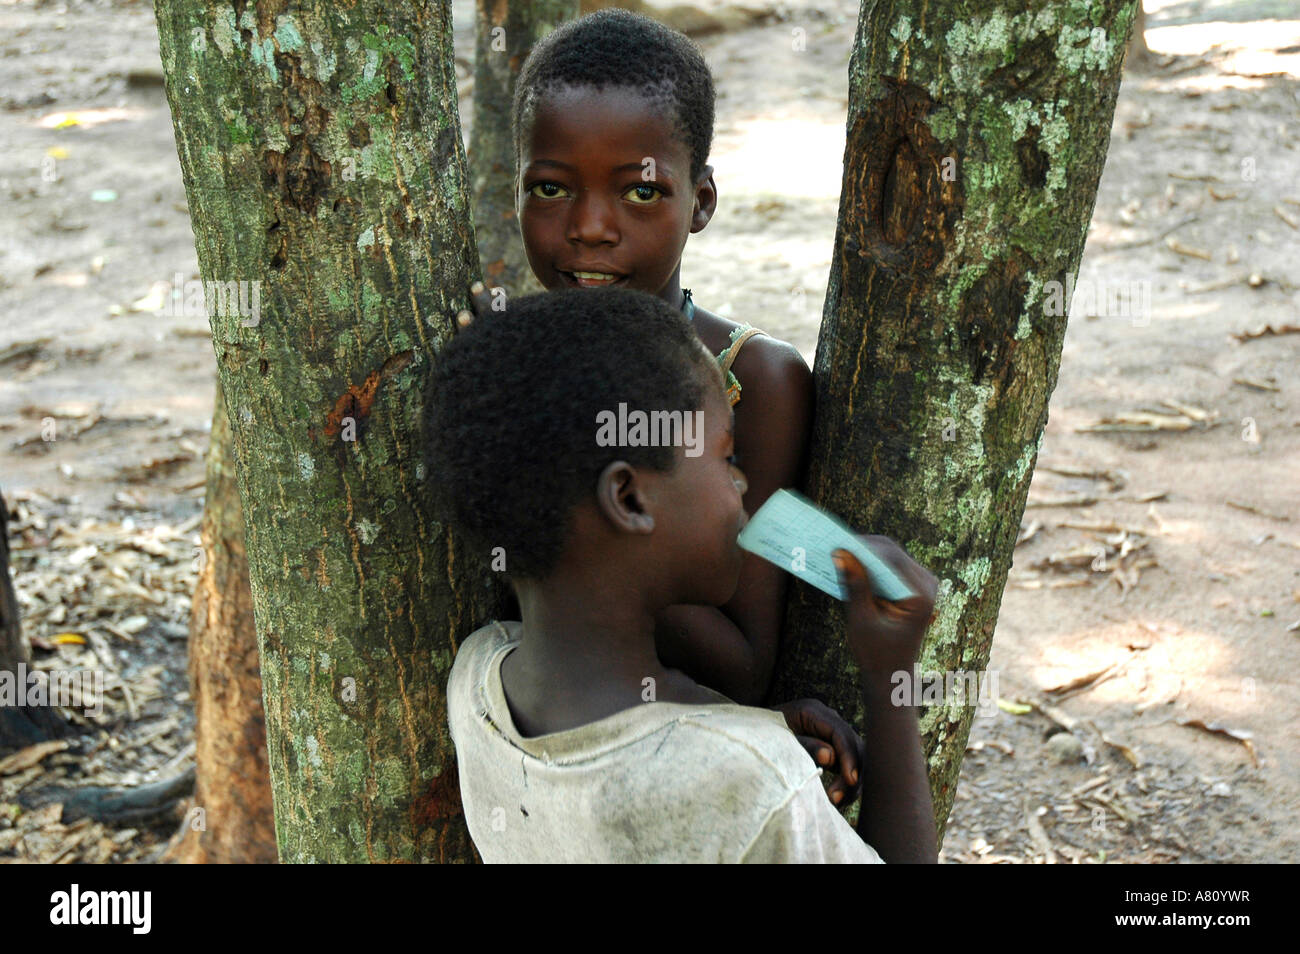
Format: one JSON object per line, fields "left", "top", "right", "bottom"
{"left": 772, "top": 0, "right": 1138, "bottom": 843}
{"left": 155, "top": 0, "right": 502, "bottom": 862}
{"left": 470, "top": 0, "right": 578, "bottom": 296}
{"left": 165, "top": 379, "right": 276, "bottom": 864}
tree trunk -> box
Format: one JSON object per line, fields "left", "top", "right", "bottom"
{"left": 1, "top": 491, "right": 69, "bottom": 752}
{"left": 159, "top": 1, "right": 574, "bottom": 864}
{"left": 165, "top": 379, "right": 276, "bottom": 863}
{"left": 773, "top": 0, "right": 1138, "bottom": 843}
{"left": 154, "top": 0, "right": 501, "bottom": 862}
{"left": 1127, "top": 1, "right": 1152, "bottom": 68}
{"left": 0, "top": 494, "right": 23, "bottom": 672}
{"left": 470, "top": 0, "right": 578, "bottom": 296}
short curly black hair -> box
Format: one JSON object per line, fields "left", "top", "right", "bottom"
{"left": 425, "top": 288, "right": 720, "bottom": 581}
{"left": 512, "top": 8, "right": 716, "bottom": 184}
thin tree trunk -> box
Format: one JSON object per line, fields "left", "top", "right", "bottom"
{"left": 1127, "top": 1, "right": 1152, "bottom": 68}
{"left": 0, "top": 494, "right": 23, "bottom": 672}
{"left": 470, "top": 0, "right": 578, "bottom": 296}
{"left": 165, "top": 379, "right": 276, "bottom": 863}
{"left": 1, "top": 491, "right": 69, "bottom": 751}
{"left": 154, "top": 0, "right": 501, "bottom": 862}
{"left": 773, "top": 0, "right": 1139, "bottom": 844}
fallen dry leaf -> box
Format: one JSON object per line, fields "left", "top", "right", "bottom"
{"left": 1232, "top": 377, "right": 1280, "bottom": 392}
{"left": 1011, "top": 577, "right": 1092, "bottom": 589}
{"left": 1016, "top": 518, "right": 1044, "bottom": 547}
{"left": 1181, "top": 274, "right": 1248, "bottom": 294}
{"left": 1160, "top": 399, "right": 1215, "bottom": 421}
{"left": 1077, "top": 410, "right": 1205, "bottom": 433}
{"left": 1026, "top": 494, "right": 1099, "bottom": 508}
{"left": 1101, "top": 732, "right": 1141, "bottom": 768}
{"left": 1037, "top": 464, "right": 1127, "bottom": 489}
{"left": 118, "top": 453, "right": 194, "bottom": 483}
{"left": 967, "top": 739, "right": 1015, "bottom": 757}
{"left": 1024, "top": 801, "right": 1057, "bottom": 864}
{"left": 1166, "top": 237, "right": 1213, "bottom": 260}
{"left": 1273, "top": 205, "right": 1300, "bottom": 230}
{"left": 1226, "top": 500, "right": 1291, "bottom": 522}
{"left": 1176, "top": 717, "right": 1259, "bottom": 767}
{"left": 1231, "top": 324, "right": 1300, "bottom": 343}
{"left": 0, "top": 740, "right": 70, "bottom": 776}
{"left": 1045, "top": 664, "right": 1122, "bottom": 697}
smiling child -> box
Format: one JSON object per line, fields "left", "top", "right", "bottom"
{"left": 492, "top": 8, "right": 814, "bottom": 707}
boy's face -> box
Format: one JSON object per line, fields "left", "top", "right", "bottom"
{"left": 517, "top": 84, "right": 715, "bottom": 299}
{"left": 651, "top": 367, "right": 749, "bottom": 606}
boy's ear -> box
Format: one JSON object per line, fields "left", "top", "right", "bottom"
{"left": 595, "top": 461, "right": 656, "bottom": 534}
{"left": 691, "top": 165, "right": 717, "bottom": 233}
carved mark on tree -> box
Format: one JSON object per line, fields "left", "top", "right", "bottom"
{"left": 322, "top": 351, "right": 415, "bottom": 440}
{"left": 842, "top": 77, "right": 963, "bottom": 275}
{"left": 957, "top": 254, "right": 1030, "bottom": 389}
{"left": 263, "top": 53, "right": 333, "bottom": 218}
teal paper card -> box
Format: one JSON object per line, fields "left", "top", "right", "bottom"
{"left": 737, "top": 489, "right": 916, "bottom": 602}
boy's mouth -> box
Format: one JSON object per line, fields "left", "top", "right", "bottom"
{"left": 558, "top": 268, "right": 628, "bottom": 288}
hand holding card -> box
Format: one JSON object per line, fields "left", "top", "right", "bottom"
{"left": 737, "top": 490, "right": 917, "bottom": 602}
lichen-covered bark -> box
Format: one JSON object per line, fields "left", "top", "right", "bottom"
{"left": 470, "top": 0, "right": 577, "bottom": 295}
{"left": 155, "top": 0, "right": 501, "bottom": 862}
{"left": 772, "top": 0, "right": 1137, "bottom": 843}
{"left": 165, "top": 380, "right": 277, "bottom": 864}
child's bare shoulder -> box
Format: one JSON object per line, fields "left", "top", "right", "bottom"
{"left": 692, "top": 305, "right": 812, "bottom": 404}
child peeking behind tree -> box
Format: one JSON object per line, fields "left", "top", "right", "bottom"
{"left": 463, "top": 8, "right": 813, "bottom": 707}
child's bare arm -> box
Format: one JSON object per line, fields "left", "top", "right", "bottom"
{"left": 654, "top": 339, "right": 813, "bottom": 704}
{"left": 654, "top": 604, "right": 762, "bottom": 702}
{"left": 836, "top": 542, "right": 939, "bottom": 864}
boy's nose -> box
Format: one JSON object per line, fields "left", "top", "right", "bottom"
{"left": 567, "top": 192, "right": 619, "bottom": 246}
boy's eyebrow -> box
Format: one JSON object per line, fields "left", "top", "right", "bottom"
{"left": 526, "top": 158, "right": 675, "bottom": 177}
{"left": 527, "top": 158, "right": 576, "bottom": 171}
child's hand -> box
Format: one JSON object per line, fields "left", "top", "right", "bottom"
{"left": 833, "top": 539, "right": 937, "bottom": 676}
{"left": 454, "top": 281, "right": 504, "bottom": 333}
{"left": 773, "top": 698, "right": 864, "bottom": 808}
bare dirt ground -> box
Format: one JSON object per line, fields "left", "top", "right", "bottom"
{"left": 1, "top": 0, "right": 1296, "bottom": 863}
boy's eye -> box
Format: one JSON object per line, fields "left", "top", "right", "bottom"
{"left": 623, "top": 184, "right": 661, "bottom": 205}
{"left": 528, "top": 182, "right": 568, "bottom": 199}
{"left": 727, "top": 453, "right": 741, "bottom": 468}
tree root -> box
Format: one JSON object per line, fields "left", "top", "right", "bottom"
{"left": 22, "top": 766, "right": 197, "bottom": 826}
